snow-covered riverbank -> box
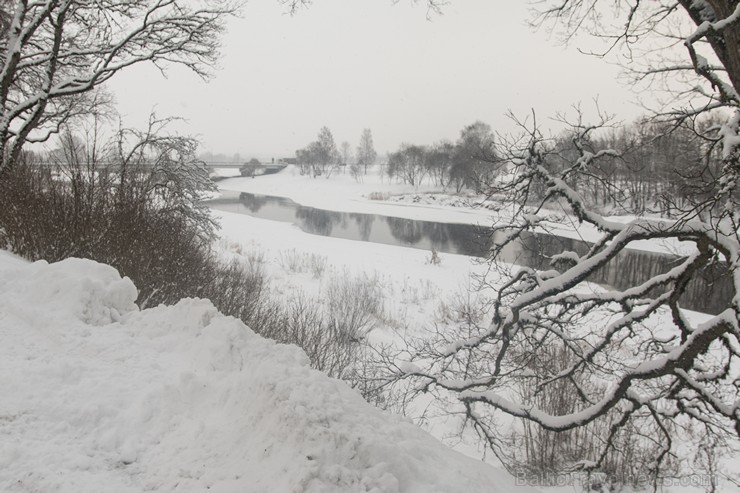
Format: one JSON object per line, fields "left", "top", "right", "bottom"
{"left": 216, "top": 166, "right": 697, "bottom": 256}
{"left": 208, "top": 179, "right": 727, "bottom": 491}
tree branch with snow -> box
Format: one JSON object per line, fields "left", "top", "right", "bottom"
{"left": 0, "top": 0, "right": 240, "bottom": 175}
{"left": 399, "top": 107, "right": 738, "bottom": 479}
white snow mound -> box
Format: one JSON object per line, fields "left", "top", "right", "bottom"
{"left": 0, "top": 255, "right": 535, "bottom": 493}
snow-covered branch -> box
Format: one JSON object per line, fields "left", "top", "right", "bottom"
{"left": 0, "top": 0, "right": 239, "bottom": 174}
{"left": 400, "top": 106, "right": 739, "bottom": 477}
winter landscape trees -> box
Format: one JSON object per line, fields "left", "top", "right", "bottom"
{"left": 0, "top": 0, "right": 238, "bottom": 176}
{"left": 295, "top": 127, "right": 379, "bottom": 180}
{"left": 356, "top": 128, "right": 377, "bottom": 175}
{"left": 395, "top": 0, "right": 739, "bottom": 484}
{"left": 0, "top": 113, "right": 220, "bottom": 306}
{"left": 382, "top": 121, "right": 497, "bottom": 190}
{"left": 0, "top": 0, "right": 244, "bottom": 308}
{"left": 295, "top": 126, "right": 340, "bottom": 177}
{"left": 1, "top": 0, "right": 739, "bottom": 489}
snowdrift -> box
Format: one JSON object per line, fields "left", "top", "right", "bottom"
{"left": 0, "top": 253, "right": 533, "bottom": 493}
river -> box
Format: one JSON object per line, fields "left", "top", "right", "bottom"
{"left": 207, "top": 191, "right": 730, "bottom": 315}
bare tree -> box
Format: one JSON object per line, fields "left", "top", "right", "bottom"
{"left": 424, "top": 140, "right": 454, "bottom": 187}
{"left": 397, "top": 0, "right": 740, "bottom": 483}
{"left": 532, "top": 1, "right": 740, "bottom": 122}
{"left": 109, "top": 113, "right": 217, "bottom": 240}
{"left": 0, "top": 0, "right": 239, "bottom": 176}
{"left": 340, "top": 140, "right": 352, "bottom": 166}
{"left": 388, "top": 143, "right": 427, "bottom": 186}
{"left": 450, "top": 120, "right": 496, "bottom": 192}
{"left": 301, "top": 126, "right": 340, "bottom": 177}
{"left": 280, "top": 0, "right": 447, "bottom": 18}
{"left": 357, "top": 128, "right": 377, "bottom": 174}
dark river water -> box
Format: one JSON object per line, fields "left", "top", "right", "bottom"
{"left": 208, "top": 191, "right": 730, "bottom": 315}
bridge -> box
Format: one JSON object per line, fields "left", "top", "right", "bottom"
{"left": 207, "top": 162, "right": 288, "bottom": 178}
{"left": 205, "top": 162, "right": 288, "bottom": 173}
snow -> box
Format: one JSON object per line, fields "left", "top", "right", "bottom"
{"left": 0, "top": 253, "right": 535, "bottom": 493}
{"left": 209, "top": 193, "right": 734, "bottom": 488}
{"left": 212, "top": 208, "right": 484, "bottom": 288}
{"left": 218, "top": 166, "right": 493, "bottom": 225}
{"left": 216, "top": 166, "right": 698, "bottom": 256}
{"left": 1, "top": 164, "right": 726, "bottom": 492}
{"left": 210, "top": 167, "right": 242, "bottom": 180}
{"left": 549, "top": 250, "right": 580, "bottom": 266}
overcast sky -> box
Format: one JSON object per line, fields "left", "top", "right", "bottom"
{"left": 106, "top": 0, "right": 643, "bottom": 160}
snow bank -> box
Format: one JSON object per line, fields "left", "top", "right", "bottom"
{"left": 0, "top": 255, "right": 534, "bottom": 493}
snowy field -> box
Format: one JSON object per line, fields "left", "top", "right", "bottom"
{"left": 0, "top": 251, "right": 536, "bottom": 492}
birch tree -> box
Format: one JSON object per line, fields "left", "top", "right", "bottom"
{"left": 357, "top": 128, "right": 377, "bottom": 174}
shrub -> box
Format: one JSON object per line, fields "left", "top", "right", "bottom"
{"left": 0, "top": 120, "right": 217, "bottom": 307}
{"left": 325, "top": 272, "right": 383, "bottom": 338}
{"left": 201, "top": 258, "right": 268, "bottom": 326}
{"left": 367, "top": 191, "right": 391, "bottom": 201}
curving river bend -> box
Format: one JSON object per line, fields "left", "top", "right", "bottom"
{"left": 207, "top": 191, "right": 730, "bottom": 315}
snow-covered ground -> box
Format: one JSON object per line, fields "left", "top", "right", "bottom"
{"left": 210, "top": 208, "right": 715, "bottom": 430}
{"left": 217, "top": 166, "right": 696, "bottom": 256}
{"left": 219, "top": 166, "right": 491, "bottom": 225}
{"left": 0, "top": 251, "right": 536, "bottom": 492}
{"left": 1, "top": 166, "right": 726, "bottom": 492}
{"left": 209, "top": 167, "right": 242, "bottom": 181}
{"left": 208, "top": 169, "right": 734, "bottom": 491}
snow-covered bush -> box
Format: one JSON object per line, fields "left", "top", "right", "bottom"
{"left": 325, "top": 272, "right": 384, "bottom": 340}
{"left": 507, "top": 341, "right": 678, "bottom": 486}
{"left": 201, "top": 258, "right": 269, "bottom": 328}
{"left": 309, "top": 254, "right": 328, "bottom": 278}
{"left": 367, "top": 191, "right": 391, "bottom": 201}
{"left": 0, "top": 118, "right": 217, "bottom": 307}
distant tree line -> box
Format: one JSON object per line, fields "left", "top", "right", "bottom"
{"left": 295, "top": 127, "right": 378, "bottom": 180}
{"left": 323, "top": 115, "right": 727, "bottom": 219}
{"left": 294, "top": 122, "right": 499, "bottom": 190}
{"left": 527, "top": 114, "right": 730, "bottom": 217}
{"left": 386, "top": 121, "right": 497, "bottom": 191}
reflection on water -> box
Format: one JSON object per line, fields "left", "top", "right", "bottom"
{"left": 207, "top": 191, "right": 730, "bottom": 315}
{"left": 350, "top": 213, "right": 374, "bottom": 241}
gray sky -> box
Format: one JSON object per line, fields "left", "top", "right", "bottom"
{"left": 107, "top": 0, "right": 642, "bottom": 160}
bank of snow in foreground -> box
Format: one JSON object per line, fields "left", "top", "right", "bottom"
{"left": 0, "top": 252, "right": 534, "bottom": 493}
